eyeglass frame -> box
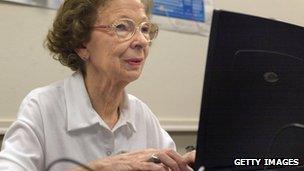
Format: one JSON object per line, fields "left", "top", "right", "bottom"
{"left": 92, "top": 18, "right": 159, "bottom": 43}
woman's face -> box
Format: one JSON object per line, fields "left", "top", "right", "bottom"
{"left": 80, "top": 0, "right": 150, "bottom": 83}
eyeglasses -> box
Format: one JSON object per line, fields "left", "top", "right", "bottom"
{"left": 93, "top": 18, "right": 159, "bottom": 42}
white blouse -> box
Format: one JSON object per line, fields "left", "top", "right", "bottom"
{"left": 0, "top": 71, "right": 175, "bottom": 171}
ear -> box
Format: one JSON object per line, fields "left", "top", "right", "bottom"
{"left": 75, "top": 45, "right": 90, "bottom": 61}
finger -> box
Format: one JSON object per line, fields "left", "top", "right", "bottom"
{"left": 129, "top": 148, "right": 158, "bottom": 161}
{"left": 183, "top": 150, "right": 196, "bottom": 168}
{"left": 119, "top": 148, "right": 156, "bottom": 163}
{"left": 183, "top": 150, "right": 196, "bottom": 165}
{"left": 160, "top": 163, "right": 170, "bottom": 171}
{"left": 165, "top": 150, "right": 191, "bottom": 171}
{"left": 133, "top": 162, "right": 166, "bottom": 171}
{"left": 156, "top": 151, "right": 180, "bottom": 171}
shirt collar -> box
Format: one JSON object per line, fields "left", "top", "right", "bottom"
{"left": 114, "top": 92, "right": 137, "bottom": 132}
{"left": 64, "top": 71, "right": 137, "bottom": 133}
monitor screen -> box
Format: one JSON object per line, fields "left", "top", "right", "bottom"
{"left": 195, "top": 10, "right": 304, "bottom": 171}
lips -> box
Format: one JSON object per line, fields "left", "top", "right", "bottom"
{"left": 124, "top": 58, "right": 143, "bottom": 66}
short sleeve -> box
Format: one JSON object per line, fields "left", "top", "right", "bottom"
{"left": 0, "top": 94, "right": 45, "bottom": 171}
{"left": 139, "top": 101, "right": 176, "bottom": 150}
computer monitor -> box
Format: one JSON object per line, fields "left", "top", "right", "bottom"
{"left": 194, "top": 10, "right": 304, "bottom": 171}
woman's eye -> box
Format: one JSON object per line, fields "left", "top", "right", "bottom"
{"left": 115, "top": 23, "right": 129, "bottom": 31}
{"left": 141, "top": 25, "right": 150, "bottom": 33}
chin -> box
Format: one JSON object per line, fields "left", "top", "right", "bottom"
{"left": 124, "top": 71, "right": 142, "bottom": 82}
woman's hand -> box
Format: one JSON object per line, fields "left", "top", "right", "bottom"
{"left": 72, "top": 148, "right": 193, "bottom": 171}
{"left": 182, "top": 150, "right": 196, "bottom": 168}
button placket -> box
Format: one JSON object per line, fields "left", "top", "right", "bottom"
{"left": 105, "top": 130, "right": 115, "bottom": 156}
{"left": 106, "top": 151, "right": 112, "bottom": 156}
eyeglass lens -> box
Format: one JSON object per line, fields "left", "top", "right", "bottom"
{"left": 113, "top": 20, "right": 158, "bottom": 41}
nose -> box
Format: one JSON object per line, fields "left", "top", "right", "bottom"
{"left": 130, "top": 28, "right": 149, "bottom": 49}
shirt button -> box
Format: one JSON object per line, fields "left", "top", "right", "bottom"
{"left": 106, "top": 151, "right": 112, "bottom": 156}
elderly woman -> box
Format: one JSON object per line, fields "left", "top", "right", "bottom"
{"left": 0, "top": 0, "right": 195, "bottom": 170}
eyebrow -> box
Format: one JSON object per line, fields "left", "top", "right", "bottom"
{"left": 115, "top": 15, "right": 149, "bottom": 22}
